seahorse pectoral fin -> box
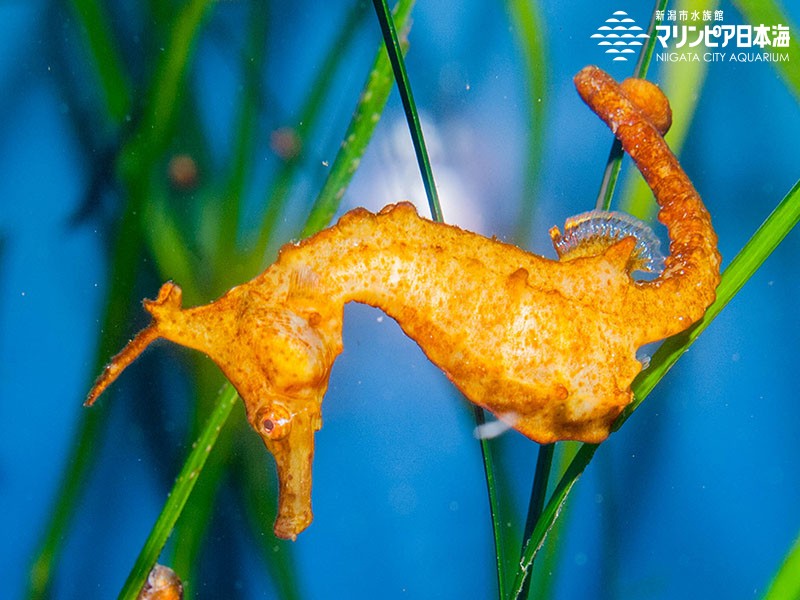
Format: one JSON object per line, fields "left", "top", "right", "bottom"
{"left": 601, "top": 236, "right": 637, "bottom": 272}
{"left": 257, "top": 403, "right": 321, "bottom": 540}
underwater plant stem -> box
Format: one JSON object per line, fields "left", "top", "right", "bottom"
{"left": 527, "top": 442, "right": 580, "bottom": 600}
{"left": 510, "top": 443, "right": 598, "bottom": 599}
{"left": 510, "top": 178, "right": 800, "bottom": 598}
{"left": 595, "top": 0, "right": 669, "bottom": 211}
{"left": 594, "top": 142, "right": 624, "bottom": 212}
{"left": 118, "top": 388, "right": 239, "bottom": 600}
{"left": 472, "top": 409, "right": 509, "bottom": 598}
{"left": 518, "top": 443, "right": 554, "bottom": 597}
{"left": 371, "top": 0, "right": 443, "bottom": 222}
{"left": 166, "top": 363, "right": 233, "bottom": 594}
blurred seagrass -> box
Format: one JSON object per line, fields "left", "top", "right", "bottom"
{"left": 70, "top": 0, "right": 132, "bottom": 122}
{"left": 731, "top": 0, "right": 800, "bottom": 102}
{"left": 505, "top": 0, "right": 547, "bottom": 245}
{"left": 763, "top": 530, "right": 800, "bottom": 600}
{"left": 28, "top": 0, "right": 215, "bottom": 596}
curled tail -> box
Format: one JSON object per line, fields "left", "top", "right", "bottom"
{"left": 574, "top": 66, "right": 721, "bottom": 343}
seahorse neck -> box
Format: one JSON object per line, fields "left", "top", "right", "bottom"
{"left": 267, "top": 205, "right": 453, "bottom": 320}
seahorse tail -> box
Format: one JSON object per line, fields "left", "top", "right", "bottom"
{"left": 573, "top": 66, "right": 721, "bottom": 342}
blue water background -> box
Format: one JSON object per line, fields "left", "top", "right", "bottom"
{"left": 1, "top": 1, "right": 799, "bottom": 598}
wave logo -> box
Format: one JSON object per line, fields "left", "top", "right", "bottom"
{"left": 591, "top": 10, "right": 650, "bottom": 62}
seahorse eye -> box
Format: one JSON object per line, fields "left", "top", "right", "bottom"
{"left": 258, "top": 405, "right": 292, "bottom": 440}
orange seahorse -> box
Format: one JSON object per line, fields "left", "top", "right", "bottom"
{"left": 85, "top": 66, "right": 720, "bottom": 540}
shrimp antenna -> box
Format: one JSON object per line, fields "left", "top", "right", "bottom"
{"left": 84, "top": 324, "right": 161, "bottom": 406}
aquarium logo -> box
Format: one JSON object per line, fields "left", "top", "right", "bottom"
{"left": 591, "top": 11, "right": 649, "bottom": 62}
{"left": 652, "top": 8, "right": 791, "bottom": 64}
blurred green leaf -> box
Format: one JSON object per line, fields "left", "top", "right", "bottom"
{"left": 505, "top": 0, "right": 547, "bottom": 244}
{"left": 214, "top": 1, "right": 271, "bottom": 271}
{"left": 763, "top": 531, "right": 800, "bottom": 600}
{"left": 119, "top": 0, "right": 215, "bottom": 179}
{"left": 70, "top": 0, "right": 132, "bottom": 123}
{"left": 142, "top": 197, "right": 201, "bottom": 302}
{"left": 732, "top": 0, "right": 800, "bottom": 102}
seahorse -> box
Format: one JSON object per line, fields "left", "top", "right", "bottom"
{"left": 85, "top": 66, "right": 720, "bottom": 540}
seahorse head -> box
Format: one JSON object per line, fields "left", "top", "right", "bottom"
{"left": 224, "top": 305, "right": 336, "bottom": 540}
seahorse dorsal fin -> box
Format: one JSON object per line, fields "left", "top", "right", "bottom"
{"left": 549, "top": 210, "right": 665, "bottom": 274}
